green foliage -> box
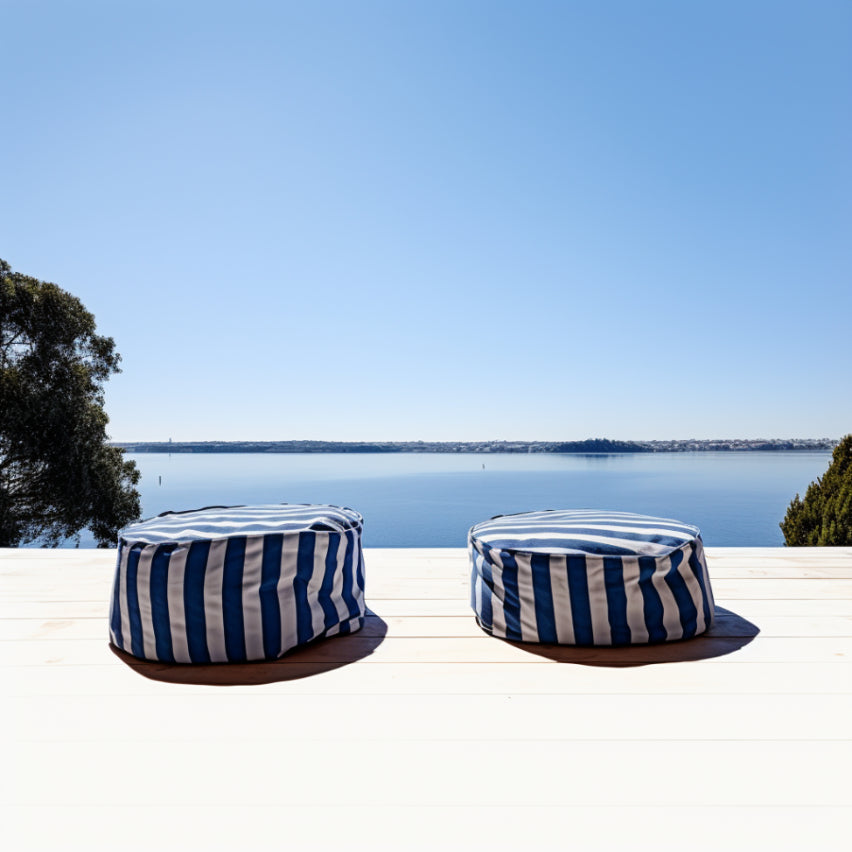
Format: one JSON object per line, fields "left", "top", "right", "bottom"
{"left": 0, "top": 259, "right": 141, "bottom": 546}
{"left": 780, "top": 435, "right": 852, "bottom": 546}
{"left": 549, "top": 438, "right": 651, "bottom": 453}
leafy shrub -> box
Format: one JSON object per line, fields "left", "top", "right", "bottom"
{"left": 781, "top": 435, "right": 852, "bottom": 546}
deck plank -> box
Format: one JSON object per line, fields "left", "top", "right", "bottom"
{"left": 4, "top": 576, "right": 852, "bottom": 603}
{"left": 11, "top": 693, "right": 852, "bottom": 742}
{"left": 4, "top": 805, "right": 849, "bottom": 852}
{"left": 9, "top": 739, "right": 851, "bottom": 806}
{"left": 7, "top": 660, "right": 851, "bottom": 697}
{"left": 3, "top": 635, "right": 850, "bottom": 666}
{"left": 4, "top": 546, "right": 852, "bottom": 851}
{"left": 3, "top": 612, "right": 850, "bottom": 641}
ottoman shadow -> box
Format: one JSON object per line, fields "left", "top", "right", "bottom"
{"left": 487, "top": 606, "right": 759, "bottom": 668}
{"left": 109, "top": 610, "right": 388, "bottom": 686}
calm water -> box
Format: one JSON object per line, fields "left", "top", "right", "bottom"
{"left": 82, "top": 451, "right": 833, "bottom": 547}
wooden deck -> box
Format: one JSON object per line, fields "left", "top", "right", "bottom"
{"left": 3, "top": 546, "right": 851, "bottom": 851}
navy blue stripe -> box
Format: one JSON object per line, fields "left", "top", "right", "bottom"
{"left": 566, "top": 555, "right": 594, "bottom": 644}
{"left": 530, "top": 553, "right": 558, "bottom": 643}
{"left": 664, "top": 549, "right": 698, "bottom": 638}
{"left": 338, "top": 616, "right": 364, "bottom": 636}
{"left": 339, "top": 531, "right": 359, "bottom": 620}
{"left": 638, "top": 556, "right": 667, "bottom": 642}
{"left": 319, "top": 535, "right": 341, "bottom": 631}
{"left": 183, "top": 541, "right": 211, "bottom": 663}
{"left": 260, "top": 534, "right": 283, "bottom": 658}
{"left": 688, "top": 542, "right": 714, "bottom": 626}
{"left": 110, "top": 546, "right": 124, "bottom": 647}
{"left": 125, "top": 546, "right": 144, "bottom": 657}
{"left": 499, "top": 551, "right": 523, "bottom": 641}
{"left": 150, "top": 544, "right": 175, "bottom": 662}
{"left": 602, "top": 557, "right": 631, "bottom": 645}
{"left": 295, "top": 532, "right": 316, "bottom": 645}
{"left": 222, "top": 536, "right": 247, "bottom": 661}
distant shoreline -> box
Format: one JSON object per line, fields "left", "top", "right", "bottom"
{"left": 112, "top": 438, "right": 838, "bottom": 454}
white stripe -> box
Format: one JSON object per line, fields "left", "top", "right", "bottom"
{"left": 126, "top": 523, "right": 347, "bottom": 543}
{"left": 143, "top": 511, "right": 353, "bottom": 529}
{"left": 651, "top": 555, "right": 685, "bottom": 640}
{"left": 585, "top": 556, "right": 611, "bottom": 645}
{"left": 475, "top": 512, "right": 697, "bottom": 532}
{"left": 139, "top": 519, "right": 344, "bottom": 532}
{"left": 117, "top": 545, "right": 132, "bottom": 652}
{"left": 675, "top": 543, "right": 707, "bottom": 635}
{"left": 547, "top": 554, "right": 576, "bottom": 645}
{"left": 242, "top": 535, "right": 266, "bottom": 660}
{"left": 476, "top": 522, "right": 694, "bottom": 540}
{"left": 475, "top": 531, "right": 676, "bottom": 557}
{"left": 477, "top": 518, "right": 694, "bottom": 536}
{"left": 136, "top": 548, "right": 157, "bottom": 660}
{"left": 488, "top": 550, "right": 508, "bottom": 638}
{"left": 122, "top": 505, "right": 362, "bottom": 543}
{"left": 278, "top": 538, "right": 299, "bottom": 656}
{"left": 477, "top": 514, "right": 696, "bottom": 528}
{"left": 323, "top": 621, "right": 342, "bottom": 638}
{"left": 472, "top": 549, "right": 483, "bottom": 616}
{"left": 167, "top": 546, "right": 191, "bottom": 663}
{"left": 473, "top": 551, "right": 487, "bottom": 627}
{"left": 108, "top": 548, "right": 120, "bottom": 645}
{"left": 204, "top": 539, "right": 228, "bottom": 661}
{"left": 143, "top": 505, "right": 356, "bottom": 521}
{"left": 621, "top": 556, "right": 649, "bottom": 644}
{"left": 513, "top": 552, "right": 539, "bottom": 642}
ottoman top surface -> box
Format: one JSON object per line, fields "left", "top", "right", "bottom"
{"left": 470, "top": 509, "right": 701, "bottom": 557}
{"left": 120, "top": 503, "right": 363, "bottom": 545}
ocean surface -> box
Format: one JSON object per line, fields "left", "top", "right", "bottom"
{"left": 74, "top": 450, "right": 833, "bottom": 548}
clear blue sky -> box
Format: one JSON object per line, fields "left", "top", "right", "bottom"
{"left": 2, "top": 0, "right": 850, "bottom": 441}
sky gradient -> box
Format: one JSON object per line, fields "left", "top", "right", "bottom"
{"left": 3, "top": 0, "right": 850, "bottom": 441}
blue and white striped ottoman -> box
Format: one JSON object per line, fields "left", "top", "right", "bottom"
{"left": 109, "top": 504, "right": 366, "bottom": 663}
{"left": 469, "top": 510, "right": 715, "bottom": 645}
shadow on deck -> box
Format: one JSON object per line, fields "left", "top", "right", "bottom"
{"left": 493, "top": 606, "right": 760, "bottom": 667}
{"left": 111, "top": 611, "right": 389, "bottom": 686}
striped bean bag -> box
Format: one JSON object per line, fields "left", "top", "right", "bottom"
{"left": 469, "top": 510, "right": 715, "bottom": 645}
{"left": 109, "top": 504, "right": 366, "bottom": 663}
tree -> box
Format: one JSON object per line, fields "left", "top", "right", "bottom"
{"left": 0, "top": 259, "right": 141, "bottom": 546}
{"left": 780, "top": 435, "right": 852, "bottom": 546}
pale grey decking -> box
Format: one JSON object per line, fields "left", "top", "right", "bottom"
{"left": 3, "top": 547, "right": 851, "bottom": 851}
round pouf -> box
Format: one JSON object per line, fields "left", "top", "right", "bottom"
{"left": 469, "top": 510, "right": 715, "bottom": 646}
{"left": 109, "top": 504, "right": 366, "bottom": 663}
